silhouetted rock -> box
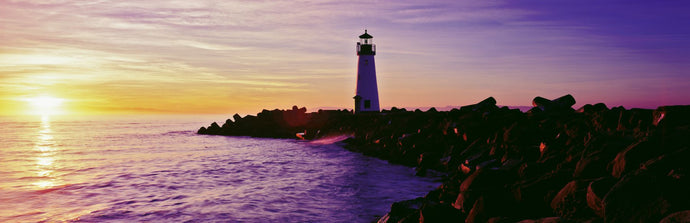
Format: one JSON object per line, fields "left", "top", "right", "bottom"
{"left": 208, "top": 122, "right": 220, "bottom": 133}
{"left": 577, "top": 103, "right": 608, "bottom": 114}
{"left": 531, "top": 95, "right": 576, "bottom": 113}
{"left": 232, "top": 113, "right": 242, "bottom": 122}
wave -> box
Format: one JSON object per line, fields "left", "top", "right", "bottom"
{"left": 308, "top": 134, "right": 353, "bottom": 145}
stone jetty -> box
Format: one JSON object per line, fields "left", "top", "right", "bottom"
{"left": 198, "top": 96, "right": 690, "bottom": 222}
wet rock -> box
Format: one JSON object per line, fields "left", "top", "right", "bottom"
{"left": 379, "top": 197, "right": 425, "bottom": 223}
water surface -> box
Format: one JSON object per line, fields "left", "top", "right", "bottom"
{"left": 0, "top": 115, "right": 439, "bottom": 222}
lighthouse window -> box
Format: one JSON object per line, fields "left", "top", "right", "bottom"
{"left": 365, "top": 59, "right": 368, "bottom": 65}
{"left": 364, "top": 100, "right": 371, "bottom": 109}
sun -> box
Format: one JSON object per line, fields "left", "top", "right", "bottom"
{"left": 24, "top": 96, "right": 66, "bottom": 116}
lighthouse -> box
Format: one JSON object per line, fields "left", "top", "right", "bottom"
{"left": 354, "top": 30, "right": 380, "bottom": 113}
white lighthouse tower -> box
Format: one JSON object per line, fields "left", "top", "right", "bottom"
{"left": 354, "top": 30, "right": 380, "bottom": 113}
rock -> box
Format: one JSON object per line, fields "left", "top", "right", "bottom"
{"left": 532, "top": 95, "right": 576, "bottom": 113}
{"left": 486, "top": 217, "right": 515, "bottom": 223}
{"left": 640, "top": 148, "right": 690, "bottom": 175}
{"left": 615, "top": 108, "right": 653, "bottom": 132}
{"left": 659, "top": 210, "right": 690, "bottom": 223}
{"left": 453, "top": 169, "right": 515, "bottom": 213}
{"left": 232, "top": 113, "right": 242, "bottom": 122}
{"left": 575, "top": 136, "right": 633, "bottom": 179}
{"left": 419, "top": 202, "right": 463, "bottom": 223}
{"left": 512, "top": 170, "right": 572, "bottom": 219}
{"left": 380, "top": 197, "right": 425, "bottom": 223}
{"left": 654, "top": 105, "right": 690, "bottom": 127}
{"left": 577, "top": 103, "right": 608, "bottom": 114}
{"left": 466, "top": 196, "right": 487, "bottom": 223}
{"left": 610, "top": 139, "right": 664, "bottom": 178}
{"left": 207, "top": 122, "right": 221, "bottom": 134}
{"left": 460, "top": 97, "right": 498, "bottom": 113}
{"left": 197, "top": 126, "right": 207, "bottom": 134}
{"left": 602, "top": 169, "right": 679, "bottom": 222}
{"left": 574, "top": 153, "right": 607, "bottom": 179}
{"left": 516, "top": 217, "right": 561, "bottom": 223}
{"left": 586, "top": 177, "right": 617, "bottom": 217}
{"left": 552, "top": 95, "right": 576, "bottom": 108}
{"left": 550, "top": 180, "right": 594, "bottom": 219}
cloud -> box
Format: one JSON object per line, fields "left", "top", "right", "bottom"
{"left": 0, "top": 0, "right": 688, "bottom": 114}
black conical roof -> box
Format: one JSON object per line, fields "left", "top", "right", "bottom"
{"left": 359, "top": 30, "right": 373, "bottom": 39}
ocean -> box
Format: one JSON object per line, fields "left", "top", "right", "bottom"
{"left": 0, "top": 115, "right": 439, "bottom": 222}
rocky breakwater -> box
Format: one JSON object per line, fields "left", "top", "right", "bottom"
{"left": 198, "top": 106, "right": 354, "bottom": 139}
{"left": 198, "top": 96, "right": 690, "bottom": 222}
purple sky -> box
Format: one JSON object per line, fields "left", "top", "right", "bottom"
{"left": 1, "top": 0, "right": 688, "bottom": 115}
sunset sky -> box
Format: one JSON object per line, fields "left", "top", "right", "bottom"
{"left": 1, "top": 0, "right": 689, "bottom": 115}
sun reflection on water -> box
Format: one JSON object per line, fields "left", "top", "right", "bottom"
{"left": 33, "top": 115, "right": 60, "bottom": 189}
